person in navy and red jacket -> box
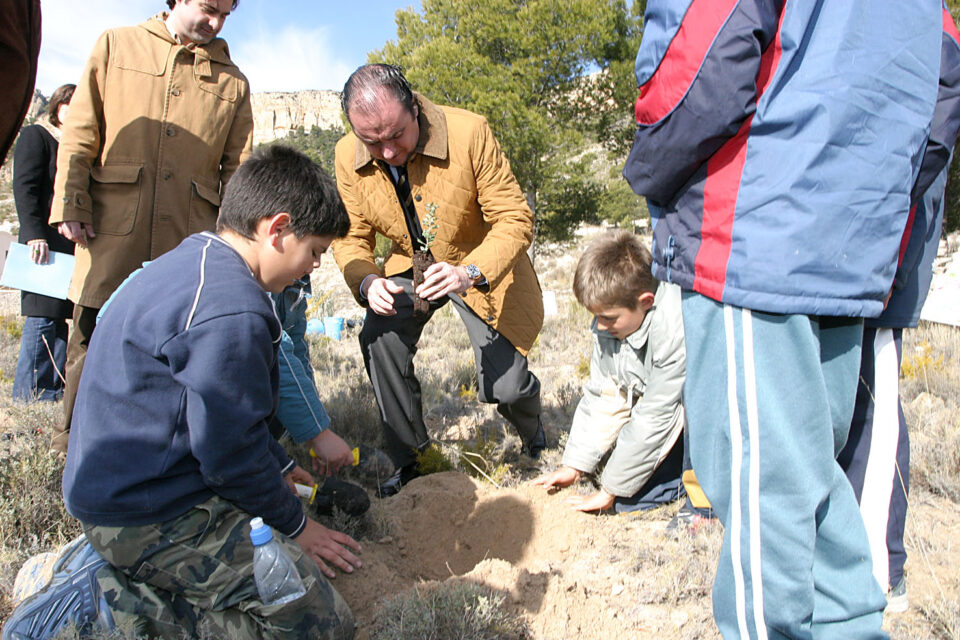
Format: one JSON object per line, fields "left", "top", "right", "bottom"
{"left": 624, "top": 1, "right": 946, "bottom": 638}
{"left": 837, "top": 8, "right": 960, "bottom": 615}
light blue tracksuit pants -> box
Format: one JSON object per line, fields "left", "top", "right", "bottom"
{"left": 681, "top": 292, "right": 887, "bottom": 640}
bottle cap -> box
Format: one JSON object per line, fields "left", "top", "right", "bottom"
{"left": 249, "top": 517, "right": 273, "bottom": 546}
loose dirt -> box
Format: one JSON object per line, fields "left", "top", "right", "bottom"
{"left": 337, "top": 472, "right": 720, "bottom": 640}
{"left": 336, "top": 471, "right": 960, "bottom": 640}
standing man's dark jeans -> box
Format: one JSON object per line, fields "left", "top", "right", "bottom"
{"left": 51, "top": 304, "right": 99, "bottom": 453}
{"left": 360, "top": 272, "right": 541, "bottom": 470}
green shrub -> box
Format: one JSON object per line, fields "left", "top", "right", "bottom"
{"left": 415, "top": 444, "right": 454, "bottom": 476}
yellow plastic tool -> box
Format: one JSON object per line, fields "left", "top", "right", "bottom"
{"left": 309, "top": 446, "right": 361, "bottom": 467}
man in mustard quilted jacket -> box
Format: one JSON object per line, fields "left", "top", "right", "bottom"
{"left": 333, "top": 64, "right": 545, "bottom": 496}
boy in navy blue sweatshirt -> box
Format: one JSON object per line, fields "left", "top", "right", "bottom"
{"left": 56, "top": 146, "right": 358, "bottom": 639}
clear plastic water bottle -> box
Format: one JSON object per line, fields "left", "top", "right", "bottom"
{"left": 249, "top": 517, "right": 307, "bottom": 606}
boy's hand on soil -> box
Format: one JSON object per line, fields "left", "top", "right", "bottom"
{"left": 285, "top": 465, "right": 315, "bottom": 494}
{"left": 365, "top": 277, "right": 402, "bottom": 316}
{"left": 531, "top": 466, "right": 581, "bottom": 491}
{"left": 416, "top": 262, "right": 472, "bottom": 300}
{"left": 308, "top": 430, "right": 353, "bottom": 475}
{"left": 294, "top": 518, "right": 363, "bottom": 578}
{"left": 567, "top": 489, "right": 616, "bottom": 513}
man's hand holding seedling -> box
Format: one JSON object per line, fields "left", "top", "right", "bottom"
{"left": 415, "top": 262, "right": 474, "bottom": 300}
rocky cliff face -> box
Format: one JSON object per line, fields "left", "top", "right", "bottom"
{"left": 251, "top": 90, "right": 343, "bottom": 146}
{"left": 27, "top": 90, "right": 47, "bottom": 121}
{"left": 23, "top": 88, "right": 342, "bottom": 149}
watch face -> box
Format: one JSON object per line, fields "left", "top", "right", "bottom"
{"left": 466, "top": 264, "right": 481, "bottom": 279}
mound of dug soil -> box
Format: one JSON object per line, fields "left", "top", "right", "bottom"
{"left": 336, "top": 472, "right": 717, "bottom": 639}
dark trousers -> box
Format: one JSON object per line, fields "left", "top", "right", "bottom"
{"left": 360, "top": 273, "right": 541, "bottom": 469}
{"left": 837, "top": 327, "right": 909, "bottom": 591}
{"left": 613, "top": 434, "right": 685, "bottom": 513}
{"left": 51, "top": 304, "right": 99, "bottom": 453}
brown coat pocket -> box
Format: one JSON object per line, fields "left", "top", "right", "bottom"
{"left": 189, "top": 177, "right": 221, "bottom": 234}
{"left": 90, "top": 164, "right": 142, "bottom": 236}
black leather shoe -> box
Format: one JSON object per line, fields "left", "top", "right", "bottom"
{"left": 376, "top": 463, "right": 420, "bottom": 498}
{"left": 522, "top": 423, "right": 547, "bottom": 459}
{"left": 311, "top": 477, "right": 370, "bottom": 517}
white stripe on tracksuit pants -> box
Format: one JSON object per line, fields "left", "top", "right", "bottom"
{"left": 838, "top": 327, "right": 909, "bottom": 593}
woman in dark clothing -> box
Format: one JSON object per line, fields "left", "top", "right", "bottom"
{"left": 12, "top": 83, "right": 75, "bottom": 402}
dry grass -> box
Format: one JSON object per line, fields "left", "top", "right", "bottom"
{"left": 902, "top": 324, "right": 960, "bottom": 503}
{"left": 370, "top": 582, "right": 528, "bottom": 640}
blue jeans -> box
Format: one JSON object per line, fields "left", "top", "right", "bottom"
{"left": 13, "top": 316, "right": 68, "bottom": 402}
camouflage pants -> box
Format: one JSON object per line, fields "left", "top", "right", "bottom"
{"left": 84, "top": 496, "right": 355, "bottom": 639}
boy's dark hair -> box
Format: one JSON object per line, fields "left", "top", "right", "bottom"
{"left": 341, "top": 63, "right": 418, "bottom": 127}
{"left": 217, "top": 145, "right": 349, "bottom": 239}
{"left": 573, "top": 230, "right": 658, "bottom": 310}
{"left": 166, "top": 0, "right": 240, "bottom": 10}
{"left": 46, "top": 84, "right": 75, "bottom": 128}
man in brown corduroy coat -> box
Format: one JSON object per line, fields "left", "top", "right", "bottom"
{"left": 48, "top": 0, "right": 254, "bottom": 452}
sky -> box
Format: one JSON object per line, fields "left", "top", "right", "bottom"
{"left": 36, "top": 0, "right": 419, "bottom": 97}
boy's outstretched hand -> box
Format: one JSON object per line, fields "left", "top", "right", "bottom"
{"left": 530, "top": 465, "right": 582, "bottom": 492}
{"left": 566, "top": 489, "right": 615, "bottom": 513}
{"left": 284, "top": 464, "right": 315, "bottom": 493}
{"left": 294, "top": 518, "right": 363, "bottom": 579}
{"left": 308, "top": 429, "right": 353, "bottom": 475}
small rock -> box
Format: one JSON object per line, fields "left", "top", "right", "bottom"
{"left": 397, "top": 541, "right": 405, "bottom": 550}
{"left": 378, "top": 536, "right": 394, "bottom": 545}
{"left": 671, "top": 610, "right": 689, "bottom": 628}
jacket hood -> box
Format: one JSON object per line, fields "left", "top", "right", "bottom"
{"left": 353, "top": 93, "right": 450, "bottom": 171}
{"left": 140, "top": 12, "right": 235, "bottom": 67}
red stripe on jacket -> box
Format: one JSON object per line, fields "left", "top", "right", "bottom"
{"left": 897, "top": 203, "right": 919, "bottom": 267}
{"left": 943, "top": 6, "right": 960, "bottom": 46}
{"left": 634, "top": 0, "right": 739, "bottom": 125}
{"left": 693, "top": 3, "right": 787, "bottom": 301}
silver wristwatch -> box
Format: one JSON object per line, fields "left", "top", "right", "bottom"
{"left": 464, "top": 264, "right": 482, "bottom": 283}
